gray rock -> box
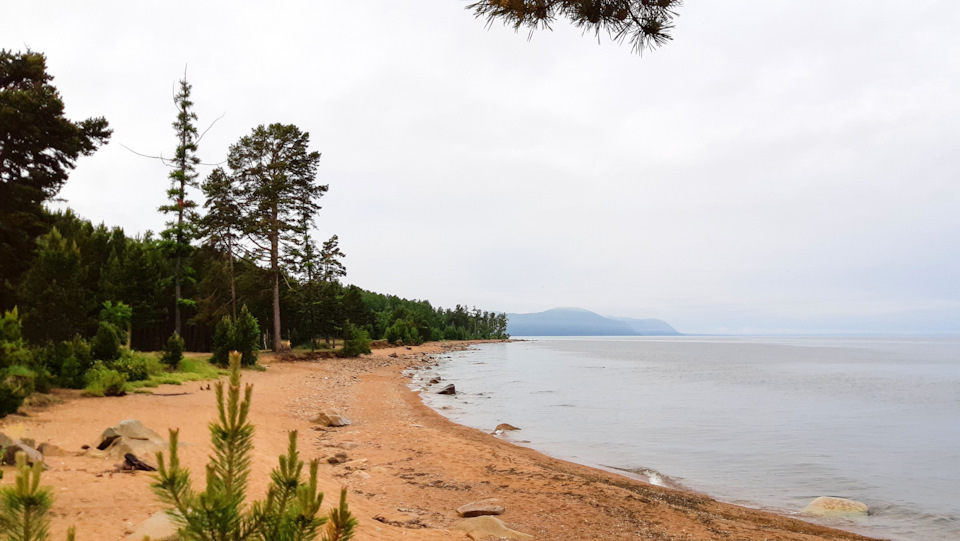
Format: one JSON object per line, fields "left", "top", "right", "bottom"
{"left": 95, "top": 420, "right": 166, "bottom": 468}
{"left": 437, "top": 384, "right": 456, "bottom": 395}
{"left": 37, "top": 442, "right": 69, "bottom": 457}
{"left": 456, "top": 516, "right": 531, "bottom": 540}
{"left": 0, "top": 433, "right": 45, "bottom": 466}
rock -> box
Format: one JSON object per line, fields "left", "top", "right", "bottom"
{"left": 311, "top": 410, "right": 351, "bottom": 427}
{"left": 326, "top": 452, "right": 349, "bottom": 465}
{"left": 98, "top": 419, "right": 165, "bottom": 449}
{"left": 429, "top": 377, "right": 441, "bottom": 384}
{"left": 37, "top": 442, "right": 69, "bottom": 457}
{"left": 389, "top": 352, "right": 399, "bottom": 358}
{"left": 122, "top": 453, "right": 157, "bottom": 472}
{"left": 455, "top": 516, "right": 532, "bottom": 540}
{"left": 95, "top": 420, "right": 166, "bottom": 469}
{"left": 456, "top": 499, "right": 506, "bottom": 517}
{"left": 803, "top": 496, "right": 869, "bottom": 516}
{"left": 123, "top": 511, "right": 179, "bottom": 541}
{"left": 374, "top": 512, "right": 420, "bottom": 527}
{"left": 0, "top": 433, "right": 45, "bottom": 466}
{"left": 437, "top": 384, "right": 456, "bottom": 395}
{"left": 337, "top": 441, "right": 359, "bottom": 450}
{"left": 495, "top": 423, "right": 521, "bottom": 432}
{"left": 351, "top": 470, "right": 371, "bottom": 480}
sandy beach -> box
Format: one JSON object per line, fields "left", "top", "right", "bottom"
{"left": 0, "top": 341, "right": 879, "bottom": 541}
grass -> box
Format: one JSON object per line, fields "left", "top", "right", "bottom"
{"left": 125, "top": 356, "right": 225, "bottom": 390}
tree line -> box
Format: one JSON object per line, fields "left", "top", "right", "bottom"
{"left": 0, "top": 49, "right": 507, "bottom": 415}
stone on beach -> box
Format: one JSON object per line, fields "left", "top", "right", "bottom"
{"left": 123, "top": 510, "right": 178, "bottom": 541}
{"left": 495, "top": 423, "right": 521, "bottom": 432}
{"left": 803, "top": 496, "right": 869, "bottom": 516}
{"left": 95, "top": 419, "right": 165, "bottom": 469}
{"left": 437, "top": 383, "right": 456, "bottom": 395}
{"left": 456, "top": 516, "right": 532, "bottom": 540}
{"left": 311, "top": 409, "right": 351, "bottom": 427}
{"left": 0, "top": 433, "right": 44, "bottom": 466}
{"left": 456, "top": 498, "right": 506, "bottom": 517}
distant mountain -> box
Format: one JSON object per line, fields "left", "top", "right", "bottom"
{"left": 506, "top": 307, "right": 680, "bottom": 336}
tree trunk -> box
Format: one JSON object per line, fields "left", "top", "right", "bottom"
{"left": 270, "top": 208, "right": 281, "bottom": 352}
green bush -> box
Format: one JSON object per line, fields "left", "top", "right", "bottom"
{"left": 92, "top": 321, "right": 121, "bottom": 361}
{"left": 112, "top": 349, "right": 162, "bottom": 382}
{"left": 211, "top": 315, "right": 234, "bottom": 366}
{"left": 0, "top": 307, "right": 32, "bottom": 369}
{"left": 0, "top": 384, "right": 24, "bottom": 417}
{"left": 338, "top": 323, "right": 371, "bottom": 358}
{"left": 83, "top": 364, "right": 127, "bottom": 397}
{"left": 233, "top": 305, "right": 260, "bottom": 366}
{"left": 211, "top": 305, "right": 261, "bottom": 367}
{"left": 161, "top": 331, "right": 185, "bottom": 367}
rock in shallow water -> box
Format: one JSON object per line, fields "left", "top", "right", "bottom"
{"left": 437, "top": 383, "right": 456, "bottom": 395}
{"left": 803, "top": 496, "right": 869, "bottom": 516}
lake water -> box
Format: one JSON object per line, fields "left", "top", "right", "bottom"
{"left": 415, "top": 336, "right": 960, "bottom": 541}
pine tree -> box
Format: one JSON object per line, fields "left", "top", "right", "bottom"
{"left": 0, "top": 452, "right": 76, "bottom": 541}
{"left": 200, "top": 167, "right": 242, "bottom": 319}
{"left": 0, "top": 49, "right": 111, "bottom": 310}
{"left": 318, "top": 236, "right": 346, "bottom": 286}
{"left": 159, "top": 75, "right": 201, "bottom": 336}
{"left": 467, "top": 0, "right": 681, "bottom": 53}
{"left": 228, "top": 124, "right": 326, "bottom": 352}
{"left": 153, "top": 352, "right": 354, "bottom": 540}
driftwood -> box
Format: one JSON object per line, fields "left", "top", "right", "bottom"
{"left": 122, "top": 453, "right": 157, "bottom": 472}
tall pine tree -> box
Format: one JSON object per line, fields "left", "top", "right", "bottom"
{"left": 159, "top": 75, "right": 200, "bottom": 336}
{"left": 200, "top": 167, "right": 241, "bottom": 318}
{"left": 228, "top": 124, "right": 326, "bottom": 352}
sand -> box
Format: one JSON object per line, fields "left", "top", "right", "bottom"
{"left": 0, "top": 341, "right": 879, "bottom": 540}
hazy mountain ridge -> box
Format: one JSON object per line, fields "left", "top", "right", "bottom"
{"left": 507, "top": 307, "right": 680, "bottom": 336}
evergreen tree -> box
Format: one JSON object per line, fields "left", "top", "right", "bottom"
{"left": 467, "top": 0, "right": 681, "bottom": 53}
{"left": 200, "top": 167, "right": 242, "bottom": 318}
{"left": 159, "top": 75, "right": 201, "bottom": 336}
{"left": 0, "top": 50, "right": 111, "bottom": 310}
{"left": 228, "top": 124, "right": 326, "bottom": 352}
{"left": 318, "top": 235, "right": 346, "bottom": 285}
{"left": 18, "top": 228, "right": 93, "bottom": 343}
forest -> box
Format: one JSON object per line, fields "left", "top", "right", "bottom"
{"left": 0, "top": 49, "right": 508, "bottom": 416}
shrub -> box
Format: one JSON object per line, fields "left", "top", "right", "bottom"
{"left": 154, "top": 352, "right": 357, "bottom": 540}
{"left": 161, "top": 331, "right": 185, "bottom": 367}
{"left": 0, "top": 384, "right": 24, "bottom": 418}
{"left": 98, "top": 300, "right": 132, "bottom": 345}
{"left": 211, "top": 315, "right": 234, "bottom": 366}
{"left": 211, "top": 305, "right": 261, "bottom": 367}
{"left": 82, "top": 364, "right": 127, "bottom": 397}
{"left": 233, "top": 305, "right": 260, "bottom": 366}
{"left": 112, "top": 349, "right": 162, "bottom": 382}
{"left": 0, "top": 307, "right": 32, "bottom": 369}
{"left": 91, "top": 321, "right": 121, "bottom": 361}
{"left": 338, "top": 323, "right": 371, "bottom": 358}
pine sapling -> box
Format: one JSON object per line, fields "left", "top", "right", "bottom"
{"left": 0, "top": 451, "right": 75, "bottom": 541}
{"left": 153, "top": 351, "right": 354, "bottom": 541}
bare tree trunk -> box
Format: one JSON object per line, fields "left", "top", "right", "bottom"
{"left": 271, "top": 209, "right": 281, "bottom": 352}
{"left": 228, "top": 235, "right": 236, "bottom": 319}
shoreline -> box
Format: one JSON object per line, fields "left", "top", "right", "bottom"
{"left": 0, "top": 341, "right": 879, "bottom": 540}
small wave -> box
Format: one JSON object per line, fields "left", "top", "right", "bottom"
{"left": 606, "top": 465, "right": 688, "bottom": 491}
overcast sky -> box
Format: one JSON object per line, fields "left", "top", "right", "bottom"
{"left": 4, "top": 2, "right": 959, "bottom": 334}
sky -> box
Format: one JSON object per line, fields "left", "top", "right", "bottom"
{"left": 3, "top": 1, "right": 960, "bottom": 334}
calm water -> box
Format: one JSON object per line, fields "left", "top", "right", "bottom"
{"left": 415, "top": 336, "right": 960, "bottom": 541}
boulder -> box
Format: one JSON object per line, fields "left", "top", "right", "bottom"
{"left": 311, "top": 410, "right": 351, "bottom": 427}
{"left": 455, "top": 516, "right": 532, "bottom": 540}
{"left": 0, "top": 433, "right": 45, "bottom": 466}
{"left": 803, "top": 496, "right": 869, "bottom": 517}
{"left": 429, "top": 377, "right": 441, "bottom": 384}
{"left": 37, "top": 442, "right": 69, "bottom": 457}
{"left": 437, "top": 384, "right": 456, "bottom": 395}
{"left": 456, "top": 499, "right": 506, "bottom": 518}
{"left": 124, "top": 511, "right": 179, "bottom": 541}
{"left": 95, "top": 420, "right": 166, "bottom": 469}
